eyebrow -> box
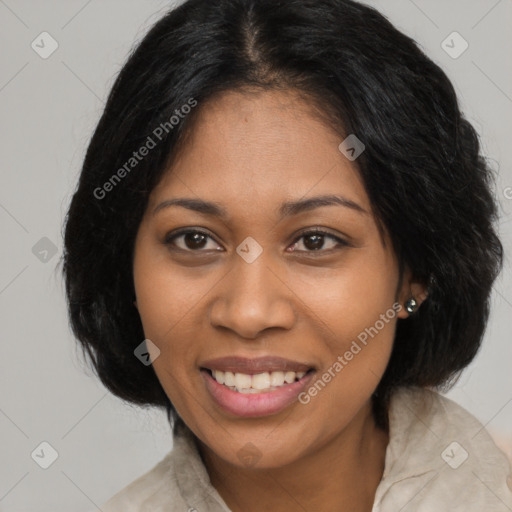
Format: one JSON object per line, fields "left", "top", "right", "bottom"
{"left": 152, "top": 194, "right": 369, "bottom": 219}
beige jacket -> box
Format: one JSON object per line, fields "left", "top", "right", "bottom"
{"left": 99, "top": 387, "right": 512, "bottom": 511}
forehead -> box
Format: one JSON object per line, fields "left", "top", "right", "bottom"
{"left": 148, "top": 89, "right": 371, "bottom": 220}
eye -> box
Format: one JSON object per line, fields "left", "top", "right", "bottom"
{"left": 163, "top": 228, "right": 349, "bottom": 254}
{"left": 164, "top": 229, "right": 223, "bottom": 252}
{"left": 288, "top": 229, "right": 349, "bottom": 253}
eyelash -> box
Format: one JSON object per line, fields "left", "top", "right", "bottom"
{"left": 164, "top": 228, "right": 349, "bottom": 255}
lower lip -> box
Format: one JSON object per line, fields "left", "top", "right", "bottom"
{"left": 201, "top": 369, "right": 315, "bottom": 418}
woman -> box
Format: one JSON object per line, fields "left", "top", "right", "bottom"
{"left": 62, "top": 0, "right": 512, "bottom": 510}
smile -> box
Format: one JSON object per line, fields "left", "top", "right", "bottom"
{"left": 200, "top": 356, "right": 316, "bottom": 417}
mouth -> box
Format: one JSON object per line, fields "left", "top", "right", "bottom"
{"left": 199, "top": 356, "right": 317, "bottom": 417}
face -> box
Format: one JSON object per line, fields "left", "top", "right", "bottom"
{"left": 133, "top": 88, "right": 425, "bottom": 469}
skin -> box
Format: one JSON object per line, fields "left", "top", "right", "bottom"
{"left": 132, "top": 88, "right": 427, "bottom": 512}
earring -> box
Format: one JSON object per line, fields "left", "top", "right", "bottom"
{"left": 404, "top": 297, "right": 417, "bottom": 314}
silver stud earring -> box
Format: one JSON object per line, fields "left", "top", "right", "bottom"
{"left": 405, "top": 297, "right": 418, "bottom": 314}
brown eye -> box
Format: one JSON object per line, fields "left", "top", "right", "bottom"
{"left": 303, "top": 233, "right": 327, "bottom": 251}
{"left": 289, "top": 230, "right": 348, "bottom": 253}
{"left": 164, "top": 229, "right": 222, "bottom": 252}
{"left": 183, "top": 232, "right": 208, "bottom": 249}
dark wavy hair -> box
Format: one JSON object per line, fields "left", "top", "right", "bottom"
{"left": 61, "top": 0, "right": 503, "bottom": 432}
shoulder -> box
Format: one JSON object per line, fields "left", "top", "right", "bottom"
{"left": 374, "top": 386, "right": 512, "bottom": 511}
{"left": 100, "top": 450, "right": 184, "bottom": 512}
{"left": 99, "top": 426, "right": 229, "bottom": 512}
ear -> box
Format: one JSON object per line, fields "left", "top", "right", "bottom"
{"left": 396, "top": 266, "right": 429, "bottom": 319}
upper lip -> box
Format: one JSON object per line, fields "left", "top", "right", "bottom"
{"left": 200, "top": 356, "right": 315, "bottom": 375}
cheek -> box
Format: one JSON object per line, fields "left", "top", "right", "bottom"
{"left": 132, "top": 236, "right": 195, "bottom": 375}
{"left": 133, "top": 248, "right": 202, "bottom": 422}
{"left": 297, "top": 246, "right": 399, "bottom": 338}
{"left": 295, "top": 247, "right": 399, "bottom": 393}
{"left": 295, "top": 283, "right": 398, "bottom": 430}
{"left": 133, "top": 232, "right": 203, "bottom": 339}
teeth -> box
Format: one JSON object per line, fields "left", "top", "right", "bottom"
{"left": 209, "top": 369, "right": 308, "bottom": 392}
{"left": 252, "top": 372, "right": 271, "bottom": 390}
{"left": 224, "top": 371, "right": 235, "bottom": 387}
{"left": 234, "top": 372, "right": 252, "bottom": 389}
{"left": 238, "top": 388, "right": 262, "bottom": 394}
{"left": 270, "top": 371, "right": 285, "bottom": 387}
{"left": 213, "top": 370, "right": 224, "bottom": 385}
{"left": 284, "top": 371, "right": 296, "bottom": 384}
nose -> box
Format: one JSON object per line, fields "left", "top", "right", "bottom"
{"left": 208, "top": 252, "right": 297, "bottom": 339}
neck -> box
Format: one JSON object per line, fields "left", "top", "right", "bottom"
{"left": 196, "top": 401, "right": 389, "bottom": 512}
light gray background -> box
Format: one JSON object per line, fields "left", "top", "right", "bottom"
{"left": 0, "top": 1, "right": 511, "bottom": 510}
